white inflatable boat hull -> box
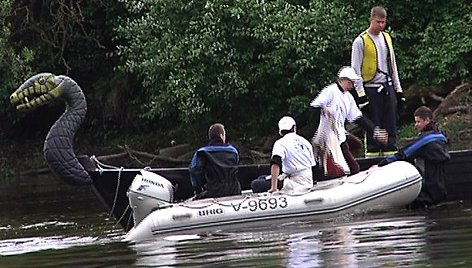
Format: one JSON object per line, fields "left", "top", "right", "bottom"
{"left": 124, "top": 161, "right": 422, "bottom": 242}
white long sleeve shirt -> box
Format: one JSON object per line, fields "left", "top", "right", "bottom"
{"left": 310, "top": 83, "right": 362, "bottom": 143}
{"left": 351, "top": 31, "right": 402, "bottom": 94}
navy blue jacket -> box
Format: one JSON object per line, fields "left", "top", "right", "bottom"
{"left": 189, "top": 137, "right": 241, "bottom": 199}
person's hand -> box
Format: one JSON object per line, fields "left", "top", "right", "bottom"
{"left": 373, "top": 127, "right": 388, "bottom": 144}
{"left": 322, "top": 107, "right": 334, "bottom": 118}
{"left": 396, "top": 91, "right": 406, "bottom": 114}
{"left": 358, "top": 95, "right": 370, "bottom": 113}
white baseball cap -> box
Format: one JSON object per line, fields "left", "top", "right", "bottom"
{"left": 278, "top": 116, "right": 296, "bottom": 136}
{"left": 338, "top": 66, "right": 360, "bottom": 81}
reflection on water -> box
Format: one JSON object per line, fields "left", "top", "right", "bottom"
{"left": 128, "top": 210, "right": 472, "bottom": 267}
{"left": 129, "top": 221, "right": 380, "bottom": 267}
{"left": 2, "top": 172, "right": 472, "bottom": 267}
{"left": 319, "top": 217, "right": 428, "bottom": 267}
{"left": 1, "top": 235, "right": 98, "bottom": 256}
{"left": 0, "top": 173, "right": 125, "bottom": 258}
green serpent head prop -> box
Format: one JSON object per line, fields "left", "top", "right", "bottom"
{"left": 10, "top": 73, "right": 91, "bottom": 185}
{"left": 10, "top": 73, "right": 63, "bottom": 111}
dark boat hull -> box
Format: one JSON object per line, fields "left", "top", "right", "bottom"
{"left": 83, "top": 150, "right": 472, "bottom": 231}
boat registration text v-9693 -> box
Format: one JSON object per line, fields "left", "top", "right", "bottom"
{"left": 231, "top": 197, "right": 288, "bottom": 212}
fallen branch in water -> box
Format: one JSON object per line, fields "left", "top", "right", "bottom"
{"left": 18, "top": 144, "right": 271, "bottom": 176}
{"left": 19, "top": 147, "right": 189, "bottom": 176}
{"left": 116, "top": 145, "right": 189, "bottom": 165}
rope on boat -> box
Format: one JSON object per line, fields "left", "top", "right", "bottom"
{"left": 340, "top": 170, "right": 372, "bottom": 184}
{"left": 108, "top": 167, "right": 135, "bottom": 230}
{"left": 125, "top": 206, "right": 134, "bottom": 230}
{"left": 109, "top": 166, "right": 124, "bottom": 221}
{"left": 90, "top": 155, "right": 127, "bottom": 226}
{"left": 178, "top": 190, "right": 318, "bottom": 209}
{"left": 90, "top": 155, "right": 122, "bottom": 171}
{"left": 179, "top": 202, "right": 212, "bottom": 209}
{"left": 114, "top": 204, "right": 131, "bottom": 229}
{"left": 212, "top": 195, "right": 251, "bottom": 207}
{"left": 89, "top": 156, "right": 134, "bottom": 230}
{"left": 179, "top": 199, "right": 216, "bottom": 209}
{"left": 179, "top": 195, "right": 251, "bottom": 209}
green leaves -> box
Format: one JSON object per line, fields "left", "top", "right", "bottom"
{"left": 0, "top": 0, "right": 34, "bottom": 117}
{"left": 414, "top": 9, "right": 472, "bottom": 84}
{"left": 384, "top": 0, "right": 472, "bottom": 87}
{"left": 115, "top": 0, "right": 357, "bottom": 135}
{"left": 1, "top": 0, "right": 471, "bottom": 142}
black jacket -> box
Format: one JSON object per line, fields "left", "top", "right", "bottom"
{"left": 379, "top": 122, "right": 450, "bottom": 206}
{"left": 189, "top": 137, "right": 241, "bottom": 199}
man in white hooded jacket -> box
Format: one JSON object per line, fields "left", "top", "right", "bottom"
{"left": 310, "top": 66, "right": 388, "bottom": 177}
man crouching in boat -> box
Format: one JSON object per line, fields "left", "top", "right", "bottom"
{"left": 189, "top": 123, "right": 241, "bottom": 199}
{"left": 265, "top": 116, "right": 317, "bottom": 194}
{"left": 375, "top": 106, "right": 450, "bottom": 208}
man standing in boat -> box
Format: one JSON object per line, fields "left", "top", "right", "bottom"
{"left": 375, "top": 106, "right": 449, "bottom": 208}
{"left": 267, "top": 116, "right": 317, "bottom": 193}
{"left": 189, "top": 123, "right": 241, "bottom": 199}
{"left": 310, "top": 66, "right": 388, "bottom": 178}
{"left": 351, "top": 6, "right": 405, "bottom": 158}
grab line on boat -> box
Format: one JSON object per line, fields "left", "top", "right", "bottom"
{"left": 212, "top": 196, "right": 251, "bottom": 207}
{"left": 179, "top": 195, "right": 252, "bottom": 209}
{"left": 340, "top": 170, "right": 372, "bottom": 184}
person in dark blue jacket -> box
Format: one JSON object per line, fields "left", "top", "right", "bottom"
{"left": 377, "top": 106, "right": 450, "bottom": 208}
{"left": 189, "top": 123, "right": 241, "bottom": 199}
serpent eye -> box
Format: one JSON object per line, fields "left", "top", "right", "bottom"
{"left": 38, "top": 77, "right": 46, "bottom": 85}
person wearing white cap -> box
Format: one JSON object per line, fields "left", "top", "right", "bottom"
{"left": 266, "top": 116, "right": 317, "bottom": 193}
{"left": 310, "top": 66, "right": 388, "bottom": 178}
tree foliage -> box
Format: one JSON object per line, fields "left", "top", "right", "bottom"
{"left": 0, "top": 0, "right": 471, "bottom": 144}
{"left": 411, "top": 3, "right": 472, "bottom": 84}
{"left": 0, "top": 0, "right": 34, "bottom": 127}
{"left": 115, "top": 0, "right": 360, "bottom": 138}
{"left": 380, "top": 0, "right": 472, "bottom": 86}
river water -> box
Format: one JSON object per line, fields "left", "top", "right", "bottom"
{"left": 2, "top": 173, "right": 472, "bottom": 267}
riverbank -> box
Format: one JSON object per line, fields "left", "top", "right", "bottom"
{"left": 2, "top": 113, "right": 471, "bottom": 178}
{"left": 4, "top": 81, "right": 472, "bottom": 176}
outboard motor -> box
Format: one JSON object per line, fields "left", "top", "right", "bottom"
{"left": 127, "top": 170, "right": 174, "bottom": 225}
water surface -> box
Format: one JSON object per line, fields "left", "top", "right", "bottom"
{"left": 2, "top": 173, "right": 472, "bottom": 267}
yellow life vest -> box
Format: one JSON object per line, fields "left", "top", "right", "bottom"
{"left": 360, "top": 31, "right": 394, "bottom": 82}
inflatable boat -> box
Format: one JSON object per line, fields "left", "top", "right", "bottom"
{"left": 124, "top": 160, "right": 422, "bottom": 242}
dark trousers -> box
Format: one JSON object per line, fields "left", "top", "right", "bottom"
{"left": 364, "top": 84, "right": 398, "bottom": 153}
{"left": 341, "top": 141, "right": 360, "bottom": 175}
{"left": 251, "top": 175, "right": 283, "bottom": 193}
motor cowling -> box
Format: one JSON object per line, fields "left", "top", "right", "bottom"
{"left": 127, "top": 170, "right": 174, "bottom": 225}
